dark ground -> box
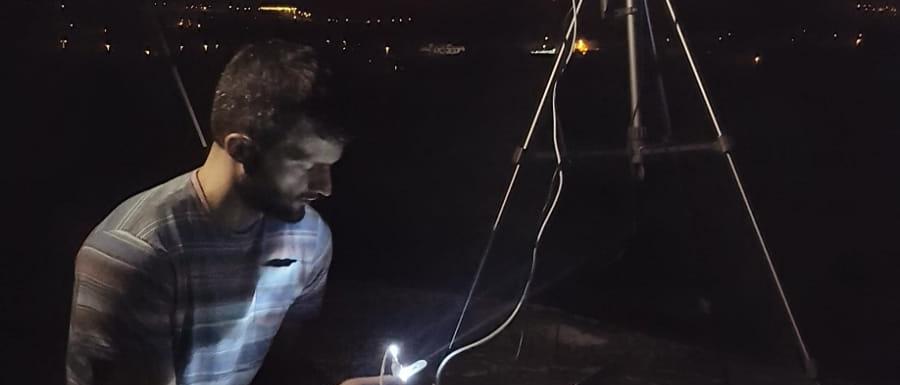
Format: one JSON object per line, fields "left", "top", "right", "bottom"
{"left": 6, "top": 1, "right": 900, "bottom": 384}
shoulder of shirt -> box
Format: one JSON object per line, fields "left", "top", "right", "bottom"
{"left": 84, "top": 169, "right": 200, "bottom": 256}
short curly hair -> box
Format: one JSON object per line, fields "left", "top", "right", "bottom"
{"left": 210, "top": 39, "right": 346, "bottom": 148}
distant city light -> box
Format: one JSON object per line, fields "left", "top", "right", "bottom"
{"left": 753, "top": 54, "right": 761, "bottom": 65}
{"left": 69, "top": 23, "right": 74, "bottom": 29}
{"left": 377, "top": 19, "right": 381, "bottom": 23}
{"left": 145, "top": 48, "right": 152, "bottom": 56}
{"left": 60, "top": 38, "right": 68, "bottom": 49}
{"left": 105, "top": 43, "right": 111, "bottom": 53}
{"left": 856, "top": 37, "right": 863, "bottom": 46}
{"left": 833, "top": 32, "right": 838, "bottom": 39}
{"left": 179, "top": 44, "right": 184, "bottom": 51}
{"left": 203, "top": 43, "right": 208, "bottom": 52}
{"left": 258, "top": 5, "right": 297, "bottom": 14}
{"left": 215, "top": 43, "right": 219, "bottom": 50}
{"left": 385, "top": 45, "right": 390, "bottom": 55}
{"left": 574, "top": 38, "right": 589, "bottom": 55}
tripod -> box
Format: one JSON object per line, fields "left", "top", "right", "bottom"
{"left": 539, "top": 0, "right": 820, "bottom": 381}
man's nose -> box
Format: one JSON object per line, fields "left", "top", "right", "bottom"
{"left": 309, "top": 167, "right": 333, "bottom": 197}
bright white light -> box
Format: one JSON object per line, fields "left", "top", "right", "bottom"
{"left": 388, "top": 344, "right": 399, "bottom": 358}
{"left": 397, "top": 366, "right": 412, "bottom": 382}
{"left": 397, "top": 360, "right": 427, "bottom": 382}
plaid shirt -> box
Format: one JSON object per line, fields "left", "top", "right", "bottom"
{"left": 66, "top": 169, "right": 332, "bottom": 385}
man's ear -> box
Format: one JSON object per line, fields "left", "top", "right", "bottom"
{"left": 224, "top": 133, "right": 260, "bottom": 170}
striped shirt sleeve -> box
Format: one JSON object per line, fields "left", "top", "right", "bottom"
{"left": 66, "top": 230, "right": 176, "bottom": 385}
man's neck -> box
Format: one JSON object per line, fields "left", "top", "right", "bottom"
{"left": 196, "top": 146, "right": 264, "bottom": 234}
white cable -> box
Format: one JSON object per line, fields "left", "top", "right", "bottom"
{"left": 379, "top": 348, "right": 389, "bottom": 385}
{"left": 449, "top": 0, "right": 584, "bottom": 350}
{"left": 435, "top": 2, "right": 577, "bottom": 383}
{"left": 522, "top": 0, "right": 584, "bottom": 150}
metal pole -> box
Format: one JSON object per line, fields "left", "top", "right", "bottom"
{"left": 661, "top": 0, "right": 818, "bottom": 380}
{"left": 625, "top": 0, "right": 644, "bottom": 179}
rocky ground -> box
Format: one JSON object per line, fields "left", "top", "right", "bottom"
{"left": 268, "top": 282, "right": 862, "bottom": 385}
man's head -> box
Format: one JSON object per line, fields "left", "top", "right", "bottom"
{"left": 211, "top": 39, "right": 346, "bottom": 223}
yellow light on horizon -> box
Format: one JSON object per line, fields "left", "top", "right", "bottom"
{"left": 574, "top": 38, "right": 589, "bottom": 55}
{"left": 258, "top": 5, "right": 297, "bottom": 14}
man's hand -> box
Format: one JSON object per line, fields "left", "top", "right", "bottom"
{"left": 338, "top": 375, "right": 401, "bottom": 385}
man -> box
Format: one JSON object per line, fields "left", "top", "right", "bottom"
{"left": 66, "top": 40, "right": 393, "bottom": 385}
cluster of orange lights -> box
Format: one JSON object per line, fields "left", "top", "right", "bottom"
{"left": 176, "top": 18, "right": 198, "bottom": 29}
